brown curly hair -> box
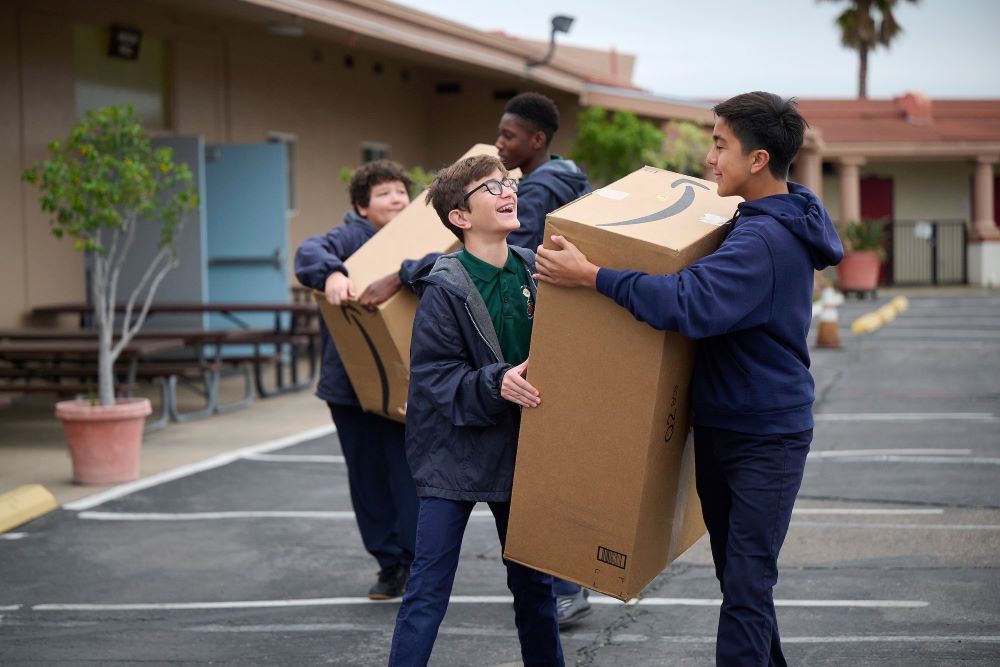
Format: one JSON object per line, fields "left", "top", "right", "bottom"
{"left": 424, "top": 154, "right": 507, "bottom": 241}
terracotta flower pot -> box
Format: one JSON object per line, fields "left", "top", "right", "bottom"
{"left": 55, "top": 397, "right": 152, "bottom": 484}
{"left": 837, "top": 250, "right": 881, "bottom": 292}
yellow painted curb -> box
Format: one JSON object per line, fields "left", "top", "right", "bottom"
{"left": 850, "top": 312, "right": 883, "bottom": 334}
{"left": 851, "top": 295, "right": 911, "bottom": 335}
{"left": 876, "top": 304, "right": 897, "bottom": 324}
{"left": 0, "top": 484, "right": 58, "bottom": 533}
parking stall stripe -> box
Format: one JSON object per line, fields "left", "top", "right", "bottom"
{"left": 63, "top": 425, "right": 336, "bottom": 512}
{"left": 241, "top": 453, "right": 345, "bottom": 463}
{"left": 181, "top": 625, "right": 1000, "bottom": 645}
{"left": 29, "top": 596, "right": 928, "bottom": 611}
{"left": 809, "top": 449, "right": 970, "bottom": 458}
{"left": 77, "top": 508, "right": 952, "bottom": 521}
{"left": 814, "top": 413, "right": 997, "bottom": 422}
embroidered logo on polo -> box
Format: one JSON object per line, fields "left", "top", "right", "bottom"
{"left": 520, "top": 285, "right": 534, "bottom": 319}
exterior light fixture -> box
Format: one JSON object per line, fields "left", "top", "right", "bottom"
{"left": 526, "top": 14, "right": 575, "bottom": 68}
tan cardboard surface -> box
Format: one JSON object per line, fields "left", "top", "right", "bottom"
{"left": 316, "top": 144, "right": 516, "bottom": 421}
{"left": 505, "top": 166, "right": 741, "bottom": 600}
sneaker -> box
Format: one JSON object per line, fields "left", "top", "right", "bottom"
{"left": 556, "top": 589, "right": 591, "bottom": 628}
{"left": 368, "top": 564, "right": 409, "bottom": 600}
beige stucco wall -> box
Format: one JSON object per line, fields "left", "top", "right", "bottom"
{"left": 1, "top": 0, "right": 587, "bottom": 327}
{"left": 822, "top": 160, "right": 976, "bottom": 225}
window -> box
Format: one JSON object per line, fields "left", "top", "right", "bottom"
{"left": 268, "top": 132, "right": 297, "bottom": 214}
{"left": 73, "top": 24, "right": 168, "bottom": 129}
{"left": 361, "top": 141, "right": 390, "bottom": 163}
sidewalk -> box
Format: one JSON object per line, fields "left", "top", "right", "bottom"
{"left": 0, "top": 375, "right": 330, "bottom": 508}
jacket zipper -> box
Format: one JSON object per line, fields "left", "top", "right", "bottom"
{"left": 464, "top": 302, "right": 502, "bottom": 364}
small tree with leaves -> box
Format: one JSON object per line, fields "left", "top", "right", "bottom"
{"left": 23, "top": 106, "right": 198, "bottom": 407}
{"left": 571, "top": 109, "right": 711, "bottom": 186}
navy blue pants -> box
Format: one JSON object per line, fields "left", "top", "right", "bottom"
{"left": 388, "top": 497, "right": 564, "bottom": 667}
{"left": 328, "top": 403, "right": 418, "bottom": 572}
{"left": 694, "top": 426, "right": 811, "bottom": 667}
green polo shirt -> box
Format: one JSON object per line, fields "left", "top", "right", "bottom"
{"left": 457, "top": 248, "right": 534, "bottom": 365}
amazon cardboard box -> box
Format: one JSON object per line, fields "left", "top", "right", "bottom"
{"left": 504, "top": 166, "right": 741, "bottom": 601}
{"left": 314, "top": 144, "right": 517, "bottom": 422}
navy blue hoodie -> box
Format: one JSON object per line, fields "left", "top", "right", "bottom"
{"left": 595, "top": 182, "right": 844, "bottom": 435}
{"left": 294, "top": 211, "right": 376, "bottom": 406}
{"left": 511, "top": 157, "right": 591, "bottom": 249}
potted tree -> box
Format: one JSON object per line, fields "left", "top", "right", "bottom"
{"left": 23, "top": 106, "right": 198, "bottom": 484}
{"left": 837, "top": 217, "right": 887, "bottom": 298}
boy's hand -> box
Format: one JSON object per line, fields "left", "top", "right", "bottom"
{"left": 358, "top": 272, "right": 403, "bottom": 312}
{"left": 501, "top": 359, "right": 540, "bottom": 408}
{"left": 534, "top": 235, "right": 600, "bottom": 288}
{"left": 324, "top": 271, "right": 356, "bottom": 306}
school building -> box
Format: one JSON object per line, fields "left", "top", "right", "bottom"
{"left": 2, "top": 0, "right": 997, "bottom": 328}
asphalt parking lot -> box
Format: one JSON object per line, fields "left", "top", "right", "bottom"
{"left": 1, "top": 291, "right": 998, "bottom": 666}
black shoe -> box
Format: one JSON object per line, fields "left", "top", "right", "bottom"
{"left": 368, "top": 564, "right": 409, "bottom": 600}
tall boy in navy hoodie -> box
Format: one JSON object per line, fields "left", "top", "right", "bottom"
{"left": 534, "top": 92, "right": 843, "bottom": 666}
{"left": 388, "top": 154, "right": 563, "bottom": 667}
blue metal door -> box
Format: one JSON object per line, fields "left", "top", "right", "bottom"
{"left": 204, "top": 143, "right": 289, "bottom": 330}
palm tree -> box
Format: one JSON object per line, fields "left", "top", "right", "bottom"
{"left": 824, "top": 0, "right": 919, "bottom": 98}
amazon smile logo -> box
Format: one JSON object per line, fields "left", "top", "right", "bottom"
{"left": 597, "top": 178, "right": 710, "bottom": 227}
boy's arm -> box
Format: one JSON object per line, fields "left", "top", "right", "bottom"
{"left": 409, "top": 287, "right": 514, "bottom": 427}
{"left": 536, "top": 230, "right": 774, "bottom": 339}
{"left": 357, "top": 252, "right": 441, "bottom": 310}
{"left": 294, "top": 226, "right": 356, "bottom": 290}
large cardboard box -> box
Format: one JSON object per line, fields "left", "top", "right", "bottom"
{"left": 504, "top": 166, "right": 741, "bottom": 601}
{"left": 314, "top": 144, "right": 516, "bottom": 422}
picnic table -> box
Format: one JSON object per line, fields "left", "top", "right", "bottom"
{"left": 0, "top": 337, "right": 187, "bottom": 430}
{"left": 30, "top": 302, "right": 320, "bottom": 397}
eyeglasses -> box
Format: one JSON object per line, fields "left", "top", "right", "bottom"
{"left": 462, "top": 178, "right": 518, "bottom": 204}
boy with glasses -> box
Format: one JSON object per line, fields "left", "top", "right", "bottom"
{"left": 388, "top": 155, "right": 563, "bottom": 667}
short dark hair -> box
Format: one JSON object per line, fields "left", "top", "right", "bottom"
{"left": 349, "top": 159, "right": 411, "bottom": 213}
{"left": 425, "top": 155, "right": 507, "bottom": 241}
{"left": 504, "top": 92, "right": 560, "bottom": 146}
{"left": 713, "top": 92, "right": 808, "bottom": 180}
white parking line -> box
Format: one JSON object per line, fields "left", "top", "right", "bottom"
{"left": 77, "top": 508, "right": 954, "bottom": 522}
{"left": 0, "top": 532, "right": 28, "bottom": 540}
{"left": 814, "top": 413, "right": 997, "bottom": 422}
{"left": 826, "top": 455, "right": 1000, "bottom": 465}
{"left": 78, "top": 510, "right": 497, "bottom": 521}
{"left": 241, "top": 453, "right": 345, "bottom": 463}
{"left": 792, "top": 521, "right": 1000, "bottom": 530}
{"left": 182, "top": 624, "right": 1000, "bottom": 645}
{"left": 809, "top": 449, "right": 970, "bottom": 458}
{"left": 791, "top": 508, "right": 944, "bottom": 515}
{"left": 29, "top": 596, "right": 928, "bottom": 611}
{"left": 0, "top": 605, "right": 22, "bottom": 611}
{"left": 63, "top": 425, "right": 336, "bottom": 511}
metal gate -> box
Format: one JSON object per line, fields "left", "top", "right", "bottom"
{"left": 888, "top": 220, "right": 967, "bottom": 285}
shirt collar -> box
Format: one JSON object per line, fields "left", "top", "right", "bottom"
{"left": 459, "top": 248, "right": 516, "bottom": 281}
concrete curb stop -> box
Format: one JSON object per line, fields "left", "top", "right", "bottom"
{"left": 0, "top": 484, "right": 58, "bottom": 533}
{"left": 850, "top": 295, "right": 910, "bottom": 335}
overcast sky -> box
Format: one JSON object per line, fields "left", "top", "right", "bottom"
{"left": 393, "top": 0, "right": 999, "bottom": 100}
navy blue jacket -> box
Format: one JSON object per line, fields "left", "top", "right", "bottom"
{"left": 512, "top": 157, "right": 591, "bottom": 250}
{"left": 405, "top": 246, "right": 537, "bottom": 502}
{"left": 596, "top": 182, "right": 844, "bottom": 435}
{"left": 294, "top": 211, "right": 376, "bottom": 406}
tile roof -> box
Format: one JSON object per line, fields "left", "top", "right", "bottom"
{"left": 797, "top": 94, "right": 1000, "bottom": 144}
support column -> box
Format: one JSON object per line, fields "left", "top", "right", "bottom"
{"left": 837, "top": 157, "right": 865, "bottom": 226}
{"left": 796, "top": 149, "right": 823, "bottom": 199}
{"left": 971, "top": 156, "right": 999, "bottom": 241}
{"left": 968, "top": 155, "right": 1000, "bottom": 286}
